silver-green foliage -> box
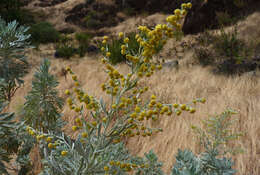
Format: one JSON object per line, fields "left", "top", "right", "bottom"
{"left": 171, "top": 109, "right": 242, "bottom": 175}
{"left": 171, "top": 149, "right": 236, "bottom": 175}
{"left": 0, "top": 102, "right": 16, "bottom": 174}
{"left": 0, "top": 17, "right": 31, "bottom": 101}
{"left": 23, "top": 59, "right": 64, "bottom": 132}
{"left": 0, "top": 101, "right": 35, "bottom": 175}
{"left": 39, "top": 132, "right": 164, "bottom": 175}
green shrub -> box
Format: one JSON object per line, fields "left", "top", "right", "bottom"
{"left": 84, "top": 11, "right": 101, "bottom": 29}
{"left": 0, "top": 101, "right": 34, "bottom": 175}
{"left": 172, "top": 109, "right": 243, "bottom": 175}
{"left": 0, "top": 17, "right": 31, "bottom": 102}
{"left": 100, "top": 32, "right": 140, "bottom": 64}
{"left": 0, "top": 102, "right": 17, "bottom": 174}
{"left": 56, "top": 46, "right": 77, "bottom": 59}
{"left": 214, "top": 27, "right": 245, "bottom": 60}
{"left": 75, "top": 32, "right": 92, "bottom": 57}
{"left": 23, "top": 59, "right": 64, "bottom": 132}
{"left": 55, "top": 35, "right": 77, "bottom": 59}
{"left": 29, "top": 22, "right": 60, "bottom": 44}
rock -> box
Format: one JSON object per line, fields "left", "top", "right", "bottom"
{"left": 37, "top": 0, "right": 67, "bottom": 7}
{"left": 87, "top": 45, "right": 98, "bottom": 53}
{"left": 183, "top": 0, "right": 259, "bottom": 34}
{"left": 163, "top": 60, "right": 179, "bottom": 69}
{"left": 54, "top": 51, "right": 61, "bottom": 58}
{"left": 59, "top": 27, "right": 75, "bottom": 34}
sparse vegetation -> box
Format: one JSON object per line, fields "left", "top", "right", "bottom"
{"left": 29, "top": 22, "right": 60, "bottom": 45}
{"left": 193, "top": 26, "right": 256, "bottom": 75}
{"left": 75, "top": 32, "right": 93, "bottom": 57}
{"left": 55, "top": 35, "right": 77, "bottom": 59}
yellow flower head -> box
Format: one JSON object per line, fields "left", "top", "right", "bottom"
{"left": 187, "top": 3, "right": 192, "bottom": 9}
{"left": 82, "top": 132, "right": 88, "bottom": 138}
{"left": 118, "top": 32, "right": 124, "bottom": 38}
{"left": 48, "top": 143, "right": 54, "bottom": 149}
{"left": 106, "top": 52, "right": 111, "bottom": 57}
{"left": 65, "top": 89, "right": 70, "bottom": 95}
{"left": 174, "top": 9, "right": 181, "bottom": 16}
{"left": 72, "top": 75, "right": 77, "bottom": 81}
{"left": 46, "top": 137, "right": 52, "bottom": 143}
{"left": 72, "top": 125, "right": 78, "bottom": 131}
{"left": 124, "top": 37, "right": 129, "bottom": 43}
{"left": 61, "top": 150, "right": 68, "bottom": 156}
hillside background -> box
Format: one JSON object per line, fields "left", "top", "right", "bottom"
{"left": 1, "top": 0, "right": 260, "bottom": 174}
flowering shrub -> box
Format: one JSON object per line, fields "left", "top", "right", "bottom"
{"left": 25, "top": 3, "right": 209, "bottom": 174}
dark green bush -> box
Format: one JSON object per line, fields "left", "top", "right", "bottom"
{"left": 214, "top": 27, "right": 245, "bottom": 59}
{"left": 75, "top": 32, "right": 93, "bottom": 57}
{"left": 55, "top": 35, "right": 77, "bottom": 59}
{"left": 56, "top": 46, "right": 77, "bottom": 59}
{"left": 28, "top": 22, "right": 60, "bottom": 44}
{"left": 102, "top": 32, "right": 140, "bottom": 64}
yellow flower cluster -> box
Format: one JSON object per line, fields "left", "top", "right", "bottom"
{"left": 65, "top": 66, "right": 99, "bottom": 115}
{"left": 62, "top": 2, "right": 202, "bottom": 149}
{"left": 26, "top": 126, "right": 68, "bottom": 156}
{"left": 103, "top": 160, "right": 149, "bottom": 174}
{"left": 166, "top": 2, "right": 192, "bottom": 28}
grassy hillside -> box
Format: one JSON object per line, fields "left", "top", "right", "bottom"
{"left": 2, "top": 0, "right": 260, "bottom": 174}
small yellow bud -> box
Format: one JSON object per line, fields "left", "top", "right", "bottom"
{"left": 65, "top": 89, "right": 70, "bottom": 95}
{"left": 176, "top": 110, "right": 182, "bottom": 116}
{"left": 174, "top": 9, "right": 181, "bottom": 16}
{"left": 124, "top": 37, "right": 129, "bottom": 43}
{"left": 72, "top": 125, "right": 78, "bottom": 131}
{"left": 48, "top": 143, "right": 54, "bottom": 149}
{"left": 187, "top": 3, "right": 192, "bottom": 9}
{"left": 118, "top": 32, "right": 124, "bottom": 38}
{"left": 201, "top": 98, "right": 206, "bottom": 103}
{"left": 104, "top": 166, "right": 109, "bottom": 171}
{"left": 190, "top": 108, "right": 196, "bottom": 113}
{"left": 82, "top": 132, "right": 88, "bottom": 138}
{"left": 151, "top": 94, "right": 156, "bottom": 100}
{"left": 46, "top": 137, "right": 52, "bottom": 142}
{"left": 72, "top": 75, "right": 77, "bottom": 81}
{"left": 106, "top": 52, "right": 111, "bottom": 57}
{"left": 66, "top": 66, "right": 71, "bottom": 72}
{"left": 102, "top": 117, "right": 107, "bottom": 123}
{"left": 61, "top": 150, "right": 68, "bottom": 156}
{"left": 173, "top": 103, "right": 179, "bottom": 108}
{"left": 180, "top": 104, "right": 186, "bottom": 110}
